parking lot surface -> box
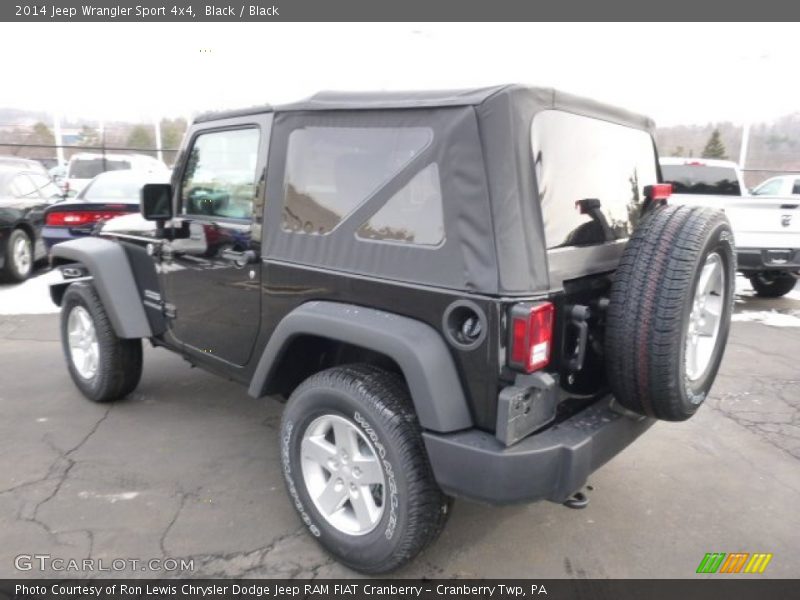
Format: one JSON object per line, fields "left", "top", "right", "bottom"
{"left": 1, "top": 273, "right": 798, "bottom": 578}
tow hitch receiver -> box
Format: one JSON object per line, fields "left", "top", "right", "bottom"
{"left": 563, "top": 489, "right": 590, "bottom": 509}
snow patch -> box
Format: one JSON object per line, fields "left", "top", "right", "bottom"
{"left": 0, "top": 269, "right": 61, "bottom": 315}
{"left": 732, "top": 311, "right": 800, "bottom": 328}
{"left": 78, "top": 491, "right": 140, "bottom": 503}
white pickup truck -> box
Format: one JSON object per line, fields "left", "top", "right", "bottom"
{"left": 661, "top": 157, "right": 800, "bottom": 297}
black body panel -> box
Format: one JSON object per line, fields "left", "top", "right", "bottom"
{"left": 259, "top": 260, "right": 503, "bottom": 431}
{"left": 121, "top": 241, "right": 167, "bottom": 336}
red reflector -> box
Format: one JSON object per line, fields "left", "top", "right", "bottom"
{"left": 511, "top": 318, "right": 529, "bottom": 364}
{"left": 45, "top": 209, "right": 129, "bottom": 226}
{"left": 649, "top": 183, "right": 673, "bottom": 201}
{"left": 509, "top": 302, "right": 554, "bottom": 373}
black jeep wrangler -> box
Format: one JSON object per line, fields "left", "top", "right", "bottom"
{"left": 50, "top": 85, "right": 736, "bottom": 573}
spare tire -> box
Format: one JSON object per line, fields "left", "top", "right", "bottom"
{"left": 605, "top": 205, "right": 735, "bottom": 420}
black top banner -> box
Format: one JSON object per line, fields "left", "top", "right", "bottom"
{"left": 2, "top": 0, "right": 800, "bottom": 21}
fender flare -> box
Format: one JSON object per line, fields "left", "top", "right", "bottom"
{"left": 248, "top": 301, "right": 473, "bottom": 433}
{"left": 50, "top": 237, "right": 152, "bottom": 339}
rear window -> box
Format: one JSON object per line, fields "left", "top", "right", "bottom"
{"left": 81, "top": 177, "right": 144, "bottom": 201}
{"left": 68, "top": 158, "right": 131, "bottom": 179}
{"left": 661, "top": 164, "right": 741, "bottom": 196}
{"left": 282, "top": 127, "right": 432, "bottom": 235}
{"left": 531, "top": 110, "right": 659, "bottom": 249}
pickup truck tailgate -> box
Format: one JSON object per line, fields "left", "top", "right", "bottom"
{"left": 671, "top": 194, "right": 800, "bottom": 249}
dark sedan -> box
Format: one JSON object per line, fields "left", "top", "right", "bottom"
{"left": 42, "top": 169, "right": 170, "bottom": 249}
{"left": 0, "top": 165, "right": 62, "bottom": 282}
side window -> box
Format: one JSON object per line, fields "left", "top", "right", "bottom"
{"left": 181, "top": 127, "right": 260, "bottom": 220}
{"left": 282, "top": 127, "right": 432, "bottom": 235}
{"left": 792, "top": 180, "right": 800, "bottom": 195}
{"left": 357, "top": 163, "right": 444, "bottom": 246}
{"left": 29, "top": 173, "right": 61, "bottom": 199}
{"left": 753, "top": 178, "right": 782, "bottom": 196}
{"left": 10, "top": 174, "right": 38, "bottom": 198}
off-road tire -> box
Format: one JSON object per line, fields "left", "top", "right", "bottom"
{"left": 1, "top": 228, "right": 33, "bottom": 283}
{"left": 749, "top": 272, "right": 797, "bottom": 298}
{"left": 60, "top": 282, "right": 143, "bottom": 402}
{"left": 280, "top": 364, "right": 450, "bottom": 574}
{"left": 605, "top": 205, "right": 735, "bottom": 420}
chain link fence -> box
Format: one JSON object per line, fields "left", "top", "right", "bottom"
{"left": 0, "top": 142, "right": 179, "bottom": 169}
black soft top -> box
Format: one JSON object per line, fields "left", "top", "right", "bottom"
{"left": 292, "top": 85, "right": 655, "bottom": 135}
{"left": 198, "top": 85, "right": 654, "bottom": 133}
{"left": 202, "top": 86, "right": 657, "bottom": 295}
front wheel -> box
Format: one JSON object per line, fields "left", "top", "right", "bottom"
{"left": 60, "top": 282, "right": 143, "bottom": 402}
{"left": 749, "top": 271, "right": 797, "bottom": 298}
{"left": 1, "top": 228, "right": 33, "bottom": 282}
{"left": 280, "top": 364, "right": 450, "bottom": 574}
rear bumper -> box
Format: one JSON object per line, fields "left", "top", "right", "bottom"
{"left": 737, "top": 248, "right": 800, "bottom": 272}
{"left": 42, "top": 226, "right": 87, "bottom": 250}
{"left": 423, "top": 395, "right": 654, "bottom": 505}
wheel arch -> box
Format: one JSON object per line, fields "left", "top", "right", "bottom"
{"left": 13, "top": 221, "right": 36, "bottom": 245}
{"left": 50, "top": 237, "right": 151, "bottom": 339}
{"left": 249, "top": 301, "right": 473, "bottom": 433}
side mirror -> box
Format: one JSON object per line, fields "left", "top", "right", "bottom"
{"left": 141, "top": 183, "right": 173, "bottom": 221}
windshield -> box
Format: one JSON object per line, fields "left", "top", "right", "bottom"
{"left": 661, "top": 164, "right": 741, "bottom": 196}
{"left": 81, "top": 176, "right": 144, "bottom": 201}
{"left": 68, "top": 158, "right": 131, "bottom": 179}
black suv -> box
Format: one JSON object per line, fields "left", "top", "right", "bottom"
{"left": 50, "top": 85, "right": 736, "bottom": 573}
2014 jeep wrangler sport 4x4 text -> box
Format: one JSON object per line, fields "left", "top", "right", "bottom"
{"left": 49, "top": 85, "right": 735, "bottom": 573}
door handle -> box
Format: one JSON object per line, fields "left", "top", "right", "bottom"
{"left": 221, "top": 248, "right": 256, "bottom": 267}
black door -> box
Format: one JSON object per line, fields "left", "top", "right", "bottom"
{"left": 160, "top": 120, "right": 267, "bottom": 367}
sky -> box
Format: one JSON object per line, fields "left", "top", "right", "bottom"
{"left": 1, "top": 22, "right": 798, "bottom": 126}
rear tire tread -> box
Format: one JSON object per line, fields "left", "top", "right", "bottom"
{"left": 605, "top": 205, "right": 735, "bottom": 420}
{"left": 283, "top": 364, "right": 449, "bottom": 574}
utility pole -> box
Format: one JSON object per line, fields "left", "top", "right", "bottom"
{"left": 739, "top": 121, "right": 751, "bottom": 169}
{"left": 154, "top": 117, "right": 163, "bottom": 163}
{"left": 53, "top": 113, "right": 65, "bottom": 165}
{"left": 99, "top": 120, "right": 106, "bottom": 170}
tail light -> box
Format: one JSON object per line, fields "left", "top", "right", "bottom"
{"left": 508, "top": 302, "right": 554, "bottom": 373}
{"left": 46, "top": 208, "right": 129, "bottom": 226}
{"left": 646, "top": 183, "right": 673, "bottom": 201}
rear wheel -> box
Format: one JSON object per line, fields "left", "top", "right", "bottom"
{"left": 749, "top": 271, "right": 797, "bottom": 298}
{"left": 61, "top": 282, "right": 143, "bottom": 403}
{"left": 280, "top": 364, "right": 449, "bottom": 574}
{"left": 1, "top": 228, "right": 33, "bottom": 282}
{"left": 605, "top": 205, "right": 735, "bottom": 420}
